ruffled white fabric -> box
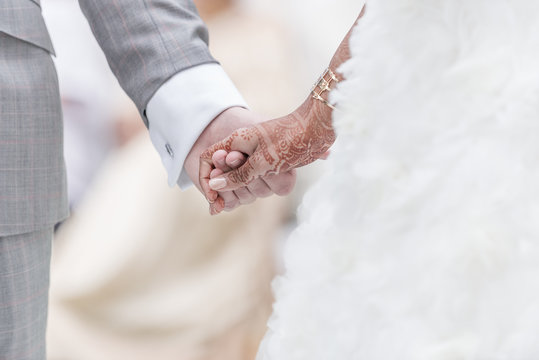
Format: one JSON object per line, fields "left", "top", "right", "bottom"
{"left": 258, "top": 0, "right": 539, "bottom": 358}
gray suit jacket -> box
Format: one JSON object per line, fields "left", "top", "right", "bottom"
{"left": 0, "top": 0, "right": 216, "bottom": 235}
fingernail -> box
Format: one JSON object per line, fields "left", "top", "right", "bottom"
{"left": 209, "top": 178, "right": 227, "bottom": 190}
{"left": 230, "top": 159, "right": 241, "bottom": 166}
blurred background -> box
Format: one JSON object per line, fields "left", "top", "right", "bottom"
{"left": 41, "top": 0, "right": 361, "bottom": 359}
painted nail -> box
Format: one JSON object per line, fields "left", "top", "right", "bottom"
{"left": 209, "top": 178, "right": 227, "bottom": 190}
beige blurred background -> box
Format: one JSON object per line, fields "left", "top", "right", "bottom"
{"left": 41, "top": 0, "right": 361, "bottom": 359}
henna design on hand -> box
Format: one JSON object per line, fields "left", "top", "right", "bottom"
{"left": 227, "top": 151, "right": 260, "bottom": 185}
{"left": 202, "top": 109, "right": 335, "bottom": 187}
{"left": 199, "top": 6, "right": 364, "bottom": 214}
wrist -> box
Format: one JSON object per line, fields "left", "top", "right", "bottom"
{"left": 291, "top": 97, "right": 336, "bottom": 161}
{"left": 306, "top": 97, "right": 336, "bottom": 154}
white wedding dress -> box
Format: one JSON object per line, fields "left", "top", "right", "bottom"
{"left": 258, "top": 0, "right": 539, "bottom": 359}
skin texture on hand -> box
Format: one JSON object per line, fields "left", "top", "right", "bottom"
{"left": 199, "top": 8, "right": 365, "bottom": 214}
{"left": 200, "top": 98, "right": 334, "bottom": 188}
{"left": 184, "top": 106, "right": 296, "bottom": 215}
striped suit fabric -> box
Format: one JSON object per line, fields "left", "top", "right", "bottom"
{"left": 1, "top": 0, "right": 215, "bottom": 358}
{"left": 0, "top": 227, "right": 53, "bottom": 360}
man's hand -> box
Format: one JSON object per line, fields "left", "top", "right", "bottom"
{"left": 183, "top": 106, "right": 296, "bottom": 215}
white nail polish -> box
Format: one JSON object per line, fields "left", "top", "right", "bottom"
{"left": 209, "top": 178, "right": 227, "bottom": 190}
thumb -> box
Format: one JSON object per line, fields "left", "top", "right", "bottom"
{"left": 208, "top": 152, "right": 268, "bottom": 192}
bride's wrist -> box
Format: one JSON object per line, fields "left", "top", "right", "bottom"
{"left": 303, "top": 97, "right": 336, "bottom": 155}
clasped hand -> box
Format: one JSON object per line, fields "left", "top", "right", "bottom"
{"left": 199, "top": 98, "right": 335, "bottom": 215}
{"left": 197, "top": 8, "right": 363, "bottom": 215}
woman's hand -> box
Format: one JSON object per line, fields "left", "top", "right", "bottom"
{"left": 199, "top": 99, "right": 335, "bottom": 213}
{"left": 199, "top": 7, "right": 365, "bottom": 214}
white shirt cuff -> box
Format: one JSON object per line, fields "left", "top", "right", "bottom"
{"left": 145, "top": 64, "right": 247, "bottom": 189}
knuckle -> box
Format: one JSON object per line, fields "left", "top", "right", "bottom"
{"left": 239, "top": 198, "right": 255, "bottom": 205}
{"left": 238, "top": 126, "right": 253, "bottom": 135}
{"left": 255, "top": 190, "right": 272, "bottom": 198}
{"left": 273, "top": 176, "right": 296, "bottom": 196}
{"left": 250, "top": 185, "right": 272, "bottom": 198}
{"left": 229, "top": 128, "right": 246, "bottom": 140}
{"left": 234, "top": 188, "right": 255, "bottom": 205}
{"left": 224, "top": 201, "right": 240, "bottom": 211}
{"left": 223, "top": 195, "right": 239, "bottom": 210}
{"left": 200, "top": 149, "right": 213, "bottom": 160}
{"left": 274, "top": 184, "right": 293, "bottom": 196}
{"left": 239, "top": 195, "right": 255, "bottom": 205}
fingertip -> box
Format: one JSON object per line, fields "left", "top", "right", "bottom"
{"left": 213, "top": 149, "right": 228, "bottom": 159}
{"left": 212, "top": 149, "right": 228, "bottom": 167}
{"left": 319, "top": 150, "right": 331, "bottom": 160}
{"left": 199, "top": 175, "right": 218, "bottom": 204}
{"left": 208, "top": 189, "right": 219, "bottom": 203}
{"left": 226, "top": 151, "right": 246, "bottom": 169}
{"left": 210, "top": 197, "right": 225, "bottom": 215}
{"left": 209, "top": 177, "right": 227, "bottom": 191}
{"left": 217, "top": 196, "right": 225, "bottom": 211}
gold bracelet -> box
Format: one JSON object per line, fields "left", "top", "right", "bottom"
{"left": 311, "top": 68, "right": 339, "bottom": 110}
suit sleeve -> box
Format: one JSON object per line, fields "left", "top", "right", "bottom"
{"left": 78, "top": 0, "right": 216, "bottom": 125}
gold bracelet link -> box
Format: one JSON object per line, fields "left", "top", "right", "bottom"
{"left": 311, "top": 68, "right": 339, "bottom": 110}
